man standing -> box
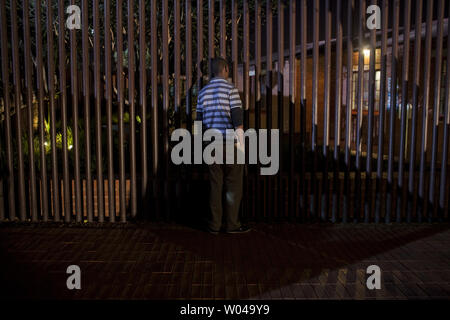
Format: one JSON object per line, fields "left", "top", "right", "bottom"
{"left": 196, "top": 57, "right": 251, "bottom": 234}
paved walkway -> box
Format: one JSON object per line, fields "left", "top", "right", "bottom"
{"left": 0, "top": 222, "right": 449, "bottom": 299}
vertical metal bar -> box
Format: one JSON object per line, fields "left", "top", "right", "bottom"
{"left": 58, "top": 0, "right": 71, "bottom": 222}
{"left": 354, "top": 0, "right": 366, "bottom": 222}
{"left": 428, "top": 0, "right": 445, "bottom": 221}
{"left": 407, "top": 0, "right": 423, "bottom": 222}
{"left": 251, "top": 71, "right": 256, "bottom": 218}
{"left": 332, "top": 0, "right": 343, "bottom": 223}
{"left": 343, "top": 0, "right": 354, "bottom": 223}
{"left": 365, "top": 0, "right": 377, "bottom": 223}
{"left": 151, "top": 0, "right": 159, "bottom": 218}
{"left": 117, "top": 0, "right": 126, "bottom": 221}
{"left": 47, "top": 0, "right": 60, "bottom": 221}
{"left": 321, "top": 0, "right": 332, "bottom": 221}
{"left": 0, "top": 7, "right": 7, "bottom": 220}
{"left": 69, "top": 0, "right": 82, "bottom": 222}
{"left": 219, "top": 0, "right": 226, "bottom": 58}
{"left": 0, "top": 0, "right": 16, "bottom": 221}
{"left": 300, "top": 0, "right": 307, "bottom": 218}
{"left": 139, "top": 0, "right": 148, "bottom": 212}
{"left": 208, "top": 0, "right": 215, "bottom": 68}
{"left": 11, "top": 0, "right": 26, "bottom": 221}
{"left": 35, "top": 0, "right": 48, "bottom": 221}
{"left": 232, "top": 0, "right": 238, "bottom": 84}
{"left": 439, "top": 2, "right": 450, "bottom": 219}
{"left": 186, "top": 0, "right": 193, "bottom": 133}
{"left": 197, "top": 0, "right": 204, "bottom": 89}
{"left": 82, "top": 0, "right": 93, "bottom": 222}
{"left": 255, "top": 0, "right": 262, "bottom": 219}
{"left": 174, "top": 0, "right": 181, "bottom": 128}
{"left": 23, "top": 0, "right": 38, "bottom": 221}
{"left": 375, "top": 0, "right": 389, "bottom": 223}
{"left": 92, "top": 1, "right": 105, "bottom": 221}
{"left": 80, "top": 0, "right": 93, "bottom": 222}
{"left": 288, "top": 0, "right": 295, "bottom": 218}
{"left": 386, "top": 0, "right": 400, "bottom": 223}
{"left": 418, "top": 0, "right": 434, "bottom": 222}
{"left": 266, "top": 0, "right": 273, "bottom": 218}
{"left": 243, "top": 0, "right": 251, "bottom": 218}
{"left": 396, "top": 0, "right": 412, "bottom": 222}
{"left": 277, "top": 0, "right": 284, "bottom": 217}
{"left": 162, "top": 0, "right": 170, "bottom": 219}
{"left": 65, "top": 1, "right": 80, "bottom": 221}
{"left": 255, "top": 0, "right": 262, "bottom": 131}
{"left": 105, "top": 0, "right": 115, "bottom": 222}
{"left": 128, "top": 0, "right": 137, "bottom": 218}
{"left": 174, "top": 0, "right": 181, "bottom": 216}
{"left": 244, "top": 0, "right": 250, "bottom": 112}
{"left": 94, "top": 0, "right": 105, "bottom": 222}
{"left": 311, "top": 0, "right": 319, "bottom": 219}
{"left": 185, "top": 0, "right": 193, "bottom": 216}
{"left": 243, "top": 0, "right": 250, "bottom": 218}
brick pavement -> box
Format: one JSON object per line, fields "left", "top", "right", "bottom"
{"left": 0, "top": 222, "right": 449, "bottom": 299}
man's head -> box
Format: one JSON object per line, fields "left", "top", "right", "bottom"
{"left": 211, "top": 57, "right": 229, "bottom": 79}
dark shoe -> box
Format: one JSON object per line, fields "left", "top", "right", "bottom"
{"left": 206, "top": 227, "right": 219, "bottom": 235}
{"left": 226, "top": 226, "right": 252, "bottom": 234}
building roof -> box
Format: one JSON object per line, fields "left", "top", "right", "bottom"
{"left": 249, "top": 18, "right": 449, "bottom": 66}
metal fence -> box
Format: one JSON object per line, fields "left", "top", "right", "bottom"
{"left": 0, "top": 0, "right": 449, "bottom": 223}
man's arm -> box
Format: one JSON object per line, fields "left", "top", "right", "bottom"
{"left": 229, "top": 87, "right": 244, "bottom": 146}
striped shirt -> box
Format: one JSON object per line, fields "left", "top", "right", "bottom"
{"left": 196, "top": 77, "right": 243, "bottom": 138}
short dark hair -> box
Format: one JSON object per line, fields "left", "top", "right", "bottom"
{"left": 211, "top": 57, "right": 228, "bottom": 77}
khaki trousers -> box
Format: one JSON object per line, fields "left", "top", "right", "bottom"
{"left": 207, "top": 145, "right": 244, "bottom": 231}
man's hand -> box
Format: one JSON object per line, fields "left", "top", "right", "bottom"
{"left": 235, "top": 125, "right": 245, "bottom": 156}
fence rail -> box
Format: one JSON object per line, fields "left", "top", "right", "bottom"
{"left": 0, "top": 0, "right": 449, "bottom": 223}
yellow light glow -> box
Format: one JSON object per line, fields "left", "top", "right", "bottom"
{"left": 363, "top": 48, "right": 371, "bottom": 57}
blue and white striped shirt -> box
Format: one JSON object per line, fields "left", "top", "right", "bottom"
{"left": 196, "top": 77, "right": 243, "bottom": 136}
